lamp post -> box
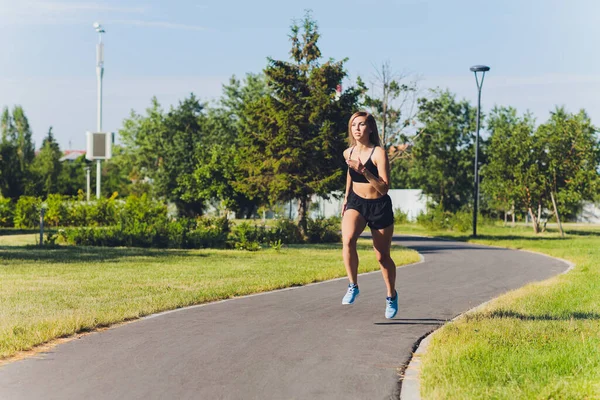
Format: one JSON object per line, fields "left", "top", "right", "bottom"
{"left": 470, "top": 65, "right": 490, "bottom": 237}
{"left": 93, "top": 22, "right": 105, "bottom": 199}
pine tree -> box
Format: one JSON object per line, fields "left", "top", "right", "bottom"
{"left": 236, "top": 12, "right": 362, "bottom": 235}
{"left": 30, "top": 127, "right": 63, "bottom": 196}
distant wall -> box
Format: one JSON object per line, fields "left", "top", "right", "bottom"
{"left": 576, "top": 202, "right": 600, "bottom": 223}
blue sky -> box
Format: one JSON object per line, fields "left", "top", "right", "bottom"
{"left": 0, "top": 0, "right": 598, "bottom": 150}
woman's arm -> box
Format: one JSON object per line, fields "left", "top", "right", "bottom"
{"left": 362, "top": 147, "right": 390, "bottom": 195}
{"left": 342, "top": 148, "right": 352, "bottom": 215}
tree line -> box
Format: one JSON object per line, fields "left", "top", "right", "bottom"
{"left": 1, "top": 13, "right": 598, "bottom": 235}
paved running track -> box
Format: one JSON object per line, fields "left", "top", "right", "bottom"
{"left": 0, "top": 235, "right": 568, "bottom": 400}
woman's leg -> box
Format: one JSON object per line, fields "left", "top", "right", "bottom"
{"left": 341, "top": 209, "right": 367, "bottom": 284}
{"left": 371, "top": 224, "right": 396, "bottom": 297}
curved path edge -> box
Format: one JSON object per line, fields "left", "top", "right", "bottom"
{"left": 399, "top": 245, "right": 576, "bottom": 400}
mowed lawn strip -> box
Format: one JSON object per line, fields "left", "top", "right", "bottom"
{"left": 0, "top": 238, "right": 420, "bottom": 360}
{"left": 403, "top": 224, "right": 600, "bottom": 399}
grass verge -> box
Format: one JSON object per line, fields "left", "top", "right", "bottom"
{"left": 0, "top": 237, "right": 420, "bottom": 360}
{"left": 398, "top": 223, "right": 600, "bottom": 399}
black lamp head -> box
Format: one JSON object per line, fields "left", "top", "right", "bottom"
{"left": 470, "top": 65, "right": 490, "bottom": 72}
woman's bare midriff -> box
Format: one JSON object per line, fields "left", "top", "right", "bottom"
{"left": 352, "top": 182, "right": 385, "bottom": 199}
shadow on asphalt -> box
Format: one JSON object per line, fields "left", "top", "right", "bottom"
{"left": 393, "top": 235, "right": 568, "bottom": 243}
{"left": 401, "top": 245, "right": 505, "bottom": 254}
{"left": 374, "top": 318, "right": 447, "bottom": 326}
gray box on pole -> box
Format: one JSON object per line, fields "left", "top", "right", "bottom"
{"left": 86, "top": 131, "right": 113, "bottom": 160}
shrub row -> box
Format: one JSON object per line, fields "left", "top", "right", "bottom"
{"left": 60, "top": 216, "right": 229, "bottom": 249}
{"left": 59, "top": 217, "right": 342, "bottom": 250}
{"left": 6, "top": 193, "right": 167, "bottom": 228}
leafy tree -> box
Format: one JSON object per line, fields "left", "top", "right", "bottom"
{"left": 409, "top": 89, "right": 477, "bottom": 212}
{"left": 389, "top": 156, "right": 414, "bottom": 189}
{"left": 481, "top": 107, "right": 540, "bottom": 227}
{"left": 537, "top": 107, "right": 600, "bottom": 232}
{"left": 101, "top": 145, "right": 134, "bottom": 198}
{"left": 29, "top": 127, "right": 63, "bottom": 196}
{"left": 188, "top": 74, "right": 269, "bottom": 217}
{"left": 236, "top": 12, "right": 363, "bottom": 235}
{"left": 119, "top": 95, "right": 208, "bottom": 216}
{"left": 57, "top": 155, "right": 90, "bottom": 197}
{"left": 482, "top": 106, "right": 600, "bottom": 234}
{"left": 189, "top": 144, "right": 256, "bottom": 218}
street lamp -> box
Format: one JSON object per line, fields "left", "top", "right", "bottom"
{"left": 93, "top": 22, "right": 105, "bottom": 199}
{"left": 470, "top": 64, "right": 490, "bottom": 237}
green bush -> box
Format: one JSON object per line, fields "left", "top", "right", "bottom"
{"left": 45, "top": 194, "right": 67, "bottom": 227}
{"left": 417, "top": 206, "right": 451, "bottom": 231}
{"left": 306, "top": 217, "right": 341, "bottom": 244}
{"left": 394, "top": 208, "right": 409, "bottom": 224}
{"left": 121, "top": 194, "right": 168, "bottom": 227}
{"left": 0, "top": 197, "right": 13, "bottom": 227}
{"left": 417, "top": 206, "right": 473, "bottom": 232}
{"left": 14, "top": 196, "right": 42, "bottom": 228}
{"left": 231, "top": 222, "right": 270, "bottom": 246}
{"left": 88, "top": 194, "right": 119, "bottom": 226}
{"left": 270, "top": 219, "right": 304, "bottom": 244}
{"left": 64, "top": 200, "right": 91, "bottom": 227}
{"left": 450, "top": 210, "right": 472, "bottom": 232}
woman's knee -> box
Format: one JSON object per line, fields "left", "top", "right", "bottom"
{"left": 342, "top": 235, "right": 358, "bottom": 248}
{"left": 375, "top": 251, "right": 391, "bottom": 264}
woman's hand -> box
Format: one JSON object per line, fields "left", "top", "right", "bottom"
{"left": 341, "top": 200, "right": 348, "bottom": 217}
{"left": 346, "top": 159, "right": 365, "bottom": 174}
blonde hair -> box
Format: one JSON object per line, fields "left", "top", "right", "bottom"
{"left": 347, "top": 111, "right": 381, "bottom": 147}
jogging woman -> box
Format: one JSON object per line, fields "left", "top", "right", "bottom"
{"left": 341, "top": 111, "right": 397, "bottom": 319}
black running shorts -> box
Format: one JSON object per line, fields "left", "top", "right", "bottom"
{"left": 346, "top": 191, "right": 394, "bottom": 230}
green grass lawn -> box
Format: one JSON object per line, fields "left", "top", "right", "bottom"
{"left": 0, "top": 235, "right": 420, "bottom": 360}
{"left": 397, "top": 223, "right": 600, "bottom": 399}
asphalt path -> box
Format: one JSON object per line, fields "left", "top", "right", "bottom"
{"left": 0, "top": 235, "right": 568, "bottom": 400}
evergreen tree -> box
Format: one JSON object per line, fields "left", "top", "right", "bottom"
{"left": 13, "top": 105, "right": 36, "bottom": 172}
{"left": 0, "top": 107, "right": 30, "bottom": 199}
{"left": 28, "top": 127, "right": 63, "bottom": 196}
{"left": 236, "top": 12, "right": 363, "bottom": 234}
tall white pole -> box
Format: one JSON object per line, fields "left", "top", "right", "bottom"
{"left": 95, "top": 23, "right": 105, "bottom": 199}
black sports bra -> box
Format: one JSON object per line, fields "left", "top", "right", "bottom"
{"left": 348, "top": 146, "right": 379, "bottom": 183}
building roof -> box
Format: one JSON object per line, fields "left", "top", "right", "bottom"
{"left": 59, "top": 150, "right": 86, "bottom": 162}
